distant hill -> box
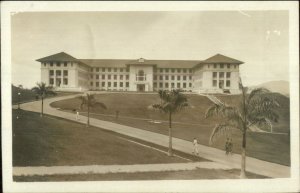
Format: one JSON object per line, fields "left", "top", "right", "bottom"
{"left": 250, "top": 80, "right": 289, "bottom": 97}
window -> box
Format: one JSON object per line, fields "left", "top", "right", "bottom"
{"left": 120, "top": 75, "right": 123, "bottom": 80}
{"left": 126, "top": 68, "right": 129, "bottom": 72}
{"left": 160, "top": 69, "right": 163, "bottom": 73}
{"left": 90, "top": 75, "right": 93, "bottom": 79}
{"left": 154, "top": 75, "right": 157, "bottom": 80}
{"left": 171, "top": 69, "right": 175, "bottom": 73}
{"left": 126, "top": 75, "right": 129, "bottom": 80}
{"left": 160, "top": 76, "right": 163, "bottom": 80}
{"left": 226, "top": 80, "right": 231, "bottom": 87}
{"left": 165, "top": 83, "right": 169, "bottom": 88}
{"left": 43, "top": 63, "right": 46, "bottom": 67}
{"left": 64, "top": 62, "right": 67, "bottom": 67}
{"left": 108, "top": 75, "right": 111, "bottom": 80}
{"left": 96, "top": 75, "right": 99, "bottom": 79}
{"left": 177, "top": 69, "right": 181, "bottom": 73}
{"left": 234, "top": 65, "right": 237, "bottom": 69}
{"left": 108, "top": 68, "right": 111, "bottom": 72}
{"left": 49, "top": 78, "right": 54, "bottom": 85}
{"left": 96, "top": 82, "right": 99, "bottom": 87}
{"left": 165, "top": 76, "right": 169, "bottom": 80}
{"left": 57, "top": 62, "right": 61, "bottom": 67}
{"left": 171, "top": 75, "right": 175, "bottom": 80}
{"left": 49, "top": 70, "right": 54, "bottom": 76}
{"left": 154, "top": 68, "right": 157, "bottom": 73}
{"left": 56, "top": 70, "right": 61, "bottom": 76}
{"left": 177, "top": 76, "right": 181, "bottom": 80}
{"left": 171, "top": 83, "right": 175, "bottom": 88}
{"left": 114, "top": 82, "right": 117, "bottom": 87}
{"left": 102, "top": 75, "right": 105, "bottom": 79}
{"left": 183, "top": 76, "right": 186, "bottom": 81}
{"left": 214, "top": 64, "right": 217, "bottom": 68}
{"left": 226, "top": 72, "right": 231, "bottom": 78}
{"left": 114, "top": 68, "right": 117, "bottom": 72}
{"left": 207, "top": 64, "right": 210, "bottom": 68}
{"left": 90, "top": 82, "right": 93, "bottom": 86}
{"left": 96, "top": 68, "right": 99, "bottom": 72}
{"left": 183, "top": 83, "right": 186, "bottom": 88}
{"left": 50, "top": 62, "right": 53, "bottom": 67}
{"left": 189, "top": 76, "right": 192, "bottom": 80}
{"left": 102, "top": 82, "right": 105, "bottom": 87}
{"left": 183, "top": 69, "right": 187, "bottom": 73}
{"left": 102, "top": 68, "right": 105, "bottom": 72}
{"left": 159, "top": 83, "right": 163, "bottom": 88}
{"left": 177, "top": 83, "right": 180, "bottom": 88}
{"left": 213, "top": 72, "right": 217, "bottom": 78}
{"left": 213, "top": 80, "right": 217, "bottom": 87}
{"left": 126, "top": 82, "right": 129, "bottom": 87}
{"left": 108, "top": 82, "right": 111, "bottom": 87}
{"left": 165, "top": 69, "right": 169, "bottom": 73}
{"left": 189, "top": 69, "right": 193, "bottom": 73}
{"left": 114, "top": 75, "right": 117, "bottom": 80}
{"left": 189, "top": 83, "right": 192, "bottom": 87}
{"left": 63, "top": 70, "right": 68, "bottom": 76}
{"left": 220, "top": 64, "right": 224, "bottom": 68}
{"left": 120, "top": 68, "right": 123, "bottom": 72}
{"left": 219, "top": 72, "right": 224, "bottom": 78}
{"left": 154, "top": 82, "right": 157, "bottom": 87}
{"left": 71, "top": 63, "right": 73, "bottom": 67}
{"left": 227, "top": 64, "right": 230, "bottom": 68}
{"left": 120, "top": 82, "right": 123, "bottom": 87}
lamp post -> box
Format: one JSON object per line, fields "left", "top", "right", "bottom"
{"left": 18, "top": 92, "right": 21, "bottom": 109}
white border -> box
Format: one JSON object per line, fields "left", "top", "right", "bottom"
{"left": 1, "top": 1, "right": 299, "bottom": 192}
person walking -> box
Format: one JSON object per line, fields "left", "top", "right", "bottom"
{"left": 228, "top": 139, "right": 233, "bottom": 155}
{"left": 225, "top": 138, "right": 229, "bottom": 155}
{"left": 76, "top": 110, "right": 80, "bottom": 120}
{"left": 192, "top": 138, "right": 199, "bottom": 156}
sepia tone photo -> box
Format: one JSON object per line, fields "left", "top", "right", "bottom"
{"left": 2, "top": 1, "right": 299, "bottom": 193}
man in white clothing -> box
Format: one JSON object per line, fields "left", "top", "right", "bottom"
{"left": 192, "top": 138, "right": 199, "bottom": 156}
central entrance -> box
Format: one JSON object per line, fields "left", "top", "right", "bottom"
{"left": 137, "top": 84, "right": 145, "bottom": 92}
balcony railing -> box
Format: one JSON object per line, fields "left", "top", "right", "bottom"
{"left": 136, "top": 75, "right": 146, "bottom": 81}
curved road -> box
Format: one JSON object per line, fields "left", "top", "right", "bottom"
{"left": 18, "top": 93, "right": 290, "bottom": 178}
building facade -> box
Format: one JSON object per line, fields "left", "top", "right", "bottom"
{"left": 37, "top": 52, "right": 243, "bottom": 94}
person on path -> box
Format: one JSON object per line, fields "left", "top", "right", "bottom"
{"left": 76, "top": 110, "right": 80, "bottom": 120}
{"left": 228, "top": 139, "right": 233, "bottom": 155}
{"left": 192, "top": 138, "right": 199, "bottom": 156}
{"left": 225, "top": 138, "right": 229, "bottom": 155}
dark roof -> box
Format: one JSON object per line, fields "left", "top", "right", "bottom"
{"left": 36, "top": 52, "right": 79, "bottom": 62}
{"left": 201, "top": 54, "right": 244, "bottom": 64}
{"left": 79, "top": 59, "right": 133, "bottom": 68}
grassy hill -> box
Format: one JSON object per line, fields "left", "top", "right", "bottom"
{"left": 51, "top": 92, "right": 290, "bottom": 166}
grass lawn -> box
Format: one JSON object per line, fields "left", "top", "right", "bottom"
{"left": 13, "top": 109, "right": 195, "bottom": 167}
{"left": 50, "top": 92, "right": 290, "bottom": 166}
{"left": 13, "top": 168, "right": 267, "bottom": 182}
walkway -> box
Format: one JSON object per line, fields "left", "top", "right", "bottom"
{"left": 18, "top": 94, "right": 290, "bottom": 178}
{"left": 14, "top": 162, "right": 230, "bottom": 176}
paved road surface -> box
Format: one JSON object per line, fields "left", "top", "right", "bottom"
{"left": 17, "top": 93, "right": 290, "bottom": 178}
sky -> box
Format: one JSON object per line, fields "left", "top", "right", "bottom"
{"left": 11, "top": 11, "right": 289, "bottom": 88}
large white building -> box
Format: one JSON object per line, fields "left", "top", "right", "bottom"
{"left": 37, "top": 52, "right": 243, "bottom": 94}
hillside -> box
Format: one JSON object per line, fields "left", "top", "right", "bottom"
{"left": 250, "top": 80, "right": 289, "bottom": 97}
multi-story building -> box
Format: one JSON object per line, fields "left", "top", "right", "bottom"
{"left": 37, "top": 52, "right": 243, "bottom": 94}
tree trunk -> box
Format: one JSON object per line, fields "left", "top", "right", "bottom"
{"left": 40, "top": 96, "right": 44, "bottom": 117}
{"left": 168, "top": 112, "right": 173, "bottom": 156}
{"left": 87, "top": 104, "right": 90, "bottom": 127}
{"left": 240, "top": 129, "right": 247, "bottom": 178}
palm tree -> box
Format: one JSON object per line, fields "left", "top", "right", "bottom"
{"left": 152, "top": 89, "right": 189, "bottom": 156}
{"left": 31, "top": 82, "right": 56, "bottom": 117}
{"left": 78, "top": 93, "right": 107, "bottom": 127}
{"left": 205, "top": 82, "right": 279, "bottom": 178}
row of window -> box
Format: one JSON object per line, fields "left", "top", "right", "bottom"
{"left": 212, "top": 72, "right": 231, "bottom": 79}
{"left": 91, "top": 67, "right": 130, "bottom": 73}
{"left": 154, "top": 75, "right": 192, "bottom": 81}
{"left": 91, "top": 74, "right": 130, "bottom": 80}
{"left": 91, "top": 81, "right": 130, "bottom": 88}
{"left": 154, "top": 68, "right": 193, "bottom": 73}
{"left": 153, "top": 82, "right": 192, "bottom": 88}
{"left": 208, "top": 64, "right": 237, "bottom": 69}
{"left": 49, "top": 70, "right": 68, "bottom": 76}
{"left": 212, "top": 80, "right": 231, "bottom": 88}
{"left": 49, "top": 78, "right": 68, "bottom": 85}
{"left": 44, "top": 62, "right": 73, "bottom": 67}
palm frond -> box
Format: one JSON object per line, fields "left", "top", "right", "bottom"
{"left": 209, "top": 124, "right": 236, "bottom": 145}
{"left": 247, "top": 88, "right": 270, "bottom": 104}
